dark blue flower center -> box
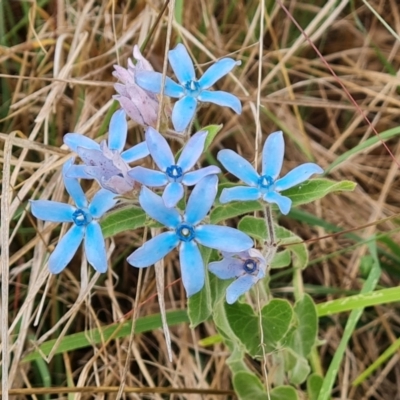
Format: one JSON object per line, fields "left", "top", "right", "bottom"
{"left": 184, "top": 80, "right": 201, "bottom": 97}
{"left": 258, "top": 175, "right": 274, "bottom": 190}
{"left": 72, "top": 209, "right": 92, "bottom": 226}
{"left": 166, "top": 165, "right": 183, "bottom": 181}
{"left": 243, "top": 259, "right": 258, "bottom": 274}
{"left": 176, "top": 223, "right": 195, "bottom": 242}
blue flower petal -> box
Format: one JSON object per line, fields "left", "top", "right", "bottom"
{"left": 48, "top": 225, "right": 85, "bottom": 274}
{"left": 89, "top": 189, "right": 117, "bottom": 218}
{"left": 177, "top": 130, "right": 207, "bottom": 172}
{"left": 217, "top": 149, "right": 259, "bottom": 186}
{"left": 139, "top": 186, "right": 181, "bottom": 228}
{"left": 275, "top": 163, "right": 324, "bottom": 191}
{"left": 182, "top": 166, "right": 221, "bottom": 186}
{"left": 198, "top": 58, "right": 239, "bottom": 89}
{"left": 121, "top": 141, "right": 149, "bottom": 163}
{"left": 85, "top": 221, "right": 107, "bottom": 272}
{"left": 108, "top": 109, "right": 127, "bottom": 152}
{"left": 219, "top": 186, "right": 261, "bottom": 203}
{"left": 172, "top": 96, "right": 198, "bottom": 132}
{"left": 146, "top": 127, "right": 174, "bottom": 170}
{"left": 162, "top": 182, "right": 184, "bottom": 208}
{"left": 62, "top": 160, "right": 88, "bottom": 208}
{"left": 262, "top": 131, "right": 284, "bottom": 180}
{"left": 135, "top": 70, "right": 184, "bottom": 97}
{"left": 198, "top": 90, "right": 242, "bottom": 114}
{"left": 195, "top": 225, "right": 253, "bottom": 252}
{"left": 226, "top": 275, "right": 256, "bottom": 304}
{"left": 179, "top": 241, "right": 205, "bottom": 296}
{"left": 65, "top": 165, "right": 92, "bottom": 180}
{"left": 208, "top": 256, "right": 244, "bottom": 279}
{"left": 30, "top": 200, "right": 75, "bottom": 222}
{"left": 185, "top": 175, "right": 218, "bottom": 225}
{"left": 127, "top": 231, "right": 179, "bottom": 267}
{"left": 263, "top": 191, "right": 292, "bottom": 215}
{"left": 168, "top": 43, "right": 195, "bottom": 84}
{"left": 128, "top": 167, "right": 168, "bottom": 186}
{"left": 63, "top": 133, "right": 100, "bottom": 153}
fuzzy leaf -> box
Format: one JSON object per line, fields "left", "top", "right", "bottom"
{"left": 233, "top": 371, "right": 268, "bottom": 400}
{"left": 307, "top": 373, "right": 323, "bottom": 400}
{"left": 203, "top": 124, "right": 223, "bottom": 151}
{"left": 270, "top": 386, "right": 298, "bottom": 400}
{"left": 101, "top": 206, "right": 146, "bottom": 238}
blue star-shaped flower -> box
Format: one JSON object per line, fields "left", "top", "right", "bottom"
{"left": 30, "top": 160, "right": 117, "bottom": 273}
{"left": 64, "top": 109, "right": 149, "bottom": 193}
{"left": 209, "top": 249, "right": 267, "bottom": 304}
{"left": 135, "top": 43, "right": 242, "bottom": 132}
{"left": 217, "top": 131, "right": 324, "bottom": 215}
{"left": 127, "top": 175, "right": 253, "bottom": 297}
{"left": 128, "top": 127, "right": 220, "bottom": 207}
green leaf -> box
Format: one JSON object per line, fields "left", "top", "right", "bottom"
{"left": 101, "top": 206, "right": 146, "bottom": 238}
{"left": 275, "top": 225, "right": 308, "bottom": 270}
{"left": 238, "top": 215, "right": 267, "bottom": 241}
{"left": 210, "top": 200, "right": 262, "bottom": 224}
{"left": 271, "top": 249, "right": 291, "bottom": 269}
{"left": 270, "top": 386, "right": 298, "bottom": 400}
{"left": 286, "top": 294, "right": 318, "bottom": 358}
{"left": 203, "top": 124, "right": 223, "bottom": 150}
{"left": 224, "top": 302, "right": 260, "bottom": 356}
{"left": 233, "top": 371, "right": 268, "bottom": 400}
{"left": 281, "top": 179, "right": 356, "bottom": 208}
{"left": 307, "top": 373, "right": 323, "bottom": 400}
{"left": 261, "top": 299, "right": 293, "bottom": 352}
{"left": 288, "top": 355, "right": 311, "bottom": 385}
{"left": 187, "top": 246, "right": 212, "bottom": 327}
{"left": 23, "top": 310, "right": 189, "bottom": 362}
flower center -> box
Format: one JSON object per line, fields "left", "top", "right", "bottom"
{"left": 72, "top": 209, "right": 92, "bottom": 226}
{"left": 176, "top": 223, "right": 195, "bottom": 242}
{"left": 243, "top": 259, "right": 258, "bottom": 274}
{"left": 184, "top": 79, "right": 201, "bottom": 97}
{"left": 258, "top": 175, "right": 274, "bottom": 191}
{"left": 166, "top": 165, "right": 183, "bottom": 181}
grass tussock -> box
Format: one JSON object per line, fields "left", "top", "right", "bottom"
{"left": 1, "top": 0, "right": 400, "bottom": 399}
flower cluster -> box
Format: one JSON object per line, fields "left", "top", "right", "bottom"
{"left": 30, "top": 43, "right": 323, "bottom": 304}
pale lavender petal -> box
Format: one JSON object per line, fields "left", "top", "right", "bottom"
{"left": 198, "top": 58, "right": 240, "bottom": 89}
{"left": 126, "top": 84, "right": 159, "bottom": 124}
{"left": 30, "top": 200, "right": 74, "bottom": 222}
{"left": 172, "top": 96, "right": 197, "bottom": 132}
{"left": 262, "top": 131, "right": 284, "bottom": 180}
{"left": 263, "top": 191, "right": 292, "bottom": 215}
{"left": 139, "top": 186, "right": 181, "bottom": 228}
{"left": 63, "top": 133, "right": 99, "bottom": 153}
{"left": 89, "top": 189, "right": 117, "bottom": 218}
{"left": 121, "top": 141, "right": 149, "bottom": 163}
{"left": 177, "top": 130, "right": 207, "bottom": 171}
{"left": 179, "top": 241, "right": 205, "bottom": 296}
{"left": 145, "top": 127, "right": 174, "bottom": 170}
{"left": 162, "top": 182, "right": 184, "bottom": 208}
{"left": 185, "top": 175, "right": 218, "bottom": 225}
{"left": 85, "top": 221, "right": 107, "bottom": 272}
{"left": 62, "top": 160, "right": 87, "bottom": 208}
{"left": 217, "top": 149, "right": 259, "bottom": 186}
{"left": 275, "top": 163, "right": 324, "bottom": 191}
{"left": 195, "top": 225, "right": 253, "bottom": 252}
{"left": 168, "top": 43, "right": 195, "bottom": 84}
{"left": 127, "top": 231, "right": 179, "bottom": 267}
{"left": 219, "top": 186, "right": 261, "bottom": 203}
{"left": 208, "top": 257, "right": 244, "bottom": 279}
{"left": 108, "top": 109, "right": 127, "bottom": 152}
{"left": 114, "top": 83, "right": 129, "bottom": 96}
{"left": 226, "top": 275, "right": 257, "bottom": 304}
{"left": 182, "top": 166, "right": 221, "bottom": 186}
{"left": 101, "top": 175, "right": 134, "bottom": 195}
{"left": 198, "top": 90, "right": 241, "bottom": 114}
{"left": 128, "top": 166, "right": 168, "bottom": 186}
{"left": 133, "top": 45, "right": 154, "bottom": 71}
{"left": 65, "top": 165, "right": 92, "bottom": 180}
{"left": 135, "top": 70, "right": 184, "bottom": 97}
{"left": 48, "top": 225, "right": 85, "bottom": 274}
{"left": 112, "top": 65, "right": 133, "bottom": 84}
{"left": 113, "top": 95, "right": 146, "bottom": 126}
